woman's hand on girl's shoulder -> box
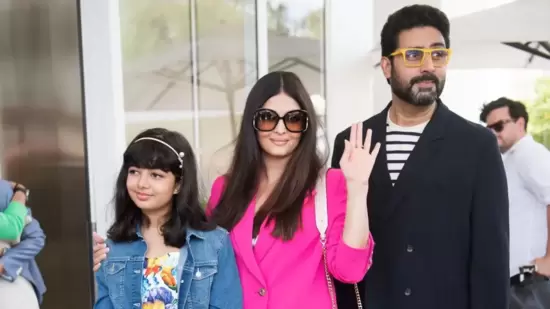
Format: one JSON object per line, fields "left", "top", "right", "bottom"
{"left": 92, "top": 232, "right": 109, "bottom": 272}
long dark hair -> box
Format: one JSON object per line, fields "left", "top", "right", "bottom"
{"left": 107, "top": 128, "right": 214, "bottom": 247}
{"left": 211, "top": 71, "right": 325, "bottom": 240}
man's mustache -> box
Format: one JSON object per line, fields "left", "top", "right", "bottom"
{"left": 410, "top": 74, "right": 439, "bottom": 87}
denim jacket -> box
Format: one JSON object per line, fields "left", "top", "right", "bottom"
{"left": 94, "top": 226, "right": 243, "bottom": 309}
{"left": 0, "top": 180, "right": 46, "bottom": 304}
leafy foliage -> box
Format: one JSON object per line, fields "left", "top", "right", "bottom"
{"left": 119, "top": 0, "right": 245, "bottom": 61}
{"left": 525, "top": 77, "right": 550, "bottom": 149}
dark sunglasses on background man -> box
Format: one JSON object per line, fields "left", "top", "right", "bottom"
{"left": 486, "top": 119, "right": 514, "bottom": 133}
{"left": 253, "top": 108, "right": 309, "bottom": 133}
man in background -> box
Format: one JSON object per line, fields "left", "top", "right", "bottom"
{"left": 481, "top": 97, "right": 550, "bottom": 308}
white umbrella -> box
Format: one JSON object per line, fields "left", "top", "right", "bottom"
{"left": 448, "top": 41, "right": 550, "bottom": 69}
{"left": 450, "top": 0, "right": 550, "bottom": 43}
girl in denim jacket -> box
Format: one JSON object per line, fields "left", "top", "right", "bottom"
{"left": 93, "top": 128, "right": 242, "bottom": 309}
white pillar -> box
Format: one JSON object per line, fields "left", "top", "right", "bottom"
{"left": 324, "top": 0, "right": 376, "bottom": 160}
{"left": 80, "top": 0, "right": 126, "bottom": 237}
{"left": 256, "top": 0, "right": 268, "bottom": 78}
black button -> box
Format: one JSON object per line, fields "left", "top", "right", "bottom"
{"left": 404, "top": 288, "right": 411, "bottom": 296}
{"left": 407, "top": 245, "right": 413, "bottom": 252}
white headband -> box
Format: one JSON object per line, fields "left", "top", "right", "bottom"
{"left": 133, "top": 137, "right": 185, "bottom": 169}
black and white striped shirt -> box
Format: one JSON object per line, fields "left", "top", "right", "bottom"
{"left": 386, "top": 115, "right": 428, "bottom": 186}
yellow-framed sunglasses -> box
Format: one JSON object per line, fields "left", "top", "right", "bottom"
{"left": 389, "top": 48, "right": 452, "bottom": 68}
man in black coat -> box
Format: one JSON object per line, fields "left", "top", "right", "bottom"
{"left": 332, "top": 5, "right": 510, "bottom": 309}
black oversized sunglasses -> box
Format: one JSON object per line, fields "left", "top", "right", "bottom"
{"left": 252, "top": 108, "right": 309, "bottom": 133}
{"left": 486, "top": 119, "right": 514, "bottom": 133}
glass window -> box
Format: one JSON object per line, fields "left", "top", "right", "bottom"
{"left": 267, "top": 0, "right": 326, "bottom": 115}
{"left": 120, "top": 0, "right": 195, "bottom": 146}
{"left": 196, "top": 0, "right": 258, "bottom": 187}
{"left": 0, "top": 1, "right": 93, "bottom": 307}
{"left": 120, "top": 0, "right": 258, "bottom": 189}
{"left": 266, "top": 0, "right": 326, "bottom": 156}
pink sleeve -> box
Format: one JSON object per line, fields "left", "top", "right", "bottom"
{"left": 325, "top": 168, "right": 375, "bottom": 283}
{"left": 206, "top": 176, "right": 226, "bottom": 217}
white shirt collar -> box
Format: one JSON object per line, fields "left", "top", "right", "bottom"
{"left": 504, "top": 134, "right": 532, "bottom": 157}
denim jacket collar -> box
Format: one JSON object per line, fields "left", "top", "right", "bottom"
{"left": 135, "top": 224, "right": 206, "bottom": 241}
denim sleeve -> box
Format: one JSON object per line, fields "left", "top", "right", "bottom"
{"left": 209, "top": 233, "right": 243, "bottom": 309}
{"left": 0, "top": 213, "right": 46, "bottom": 281}
{"left": 93, "top": 263, "right": 115, "bottom": 309}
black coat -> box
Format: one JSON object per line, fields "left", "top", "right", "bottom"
{"left": 331, "top": 102, "right": 510, "bottom": 309}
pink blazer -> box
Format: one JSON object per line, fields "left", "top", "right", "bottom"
{"left": 207, "top": 168, "right": 375, "bottom": 309}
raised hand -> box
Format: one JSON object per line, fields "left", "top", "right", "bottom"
{"left": 339, "top": 122, "right": 381, "bottom": 185}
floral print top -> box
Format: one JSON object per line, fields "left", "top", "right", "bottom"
{"left": 142, "top": 252, "right": 180, "bottom": 309}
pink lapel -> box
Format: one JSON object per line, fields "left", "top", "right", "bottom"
{"left": 253, "top": 188, "right": 317, "bottom": 263}
{"left": 252, "top": 218, "right": 277, "bottom": 263}
{"left": 231, "top": 200, "right": 267, "bottom": 286}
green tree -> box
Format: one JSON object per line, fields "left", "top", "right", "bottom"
{"left": 525, "top": 77, "right": 550, "bottom": 149}
{"left": 302, "top": 8, "right": 324, "bottom": 39}
{"left": 267, "top": 2, "right": 290, "bottom": 35}
{"left": 267, "top": 3, "right": 324, "bottom": 39}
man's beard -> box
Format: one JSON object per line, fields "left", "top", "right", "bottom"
{"left": 390, "top": 70, "right": 445, "bottom": 106}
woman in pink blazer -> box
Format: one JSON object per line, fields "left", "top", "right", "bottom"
{"left": 92, "top": 71, "right": 380, "bottom": 309}
{"left": 208, "top": 71, "right": 379, "bottom": 309}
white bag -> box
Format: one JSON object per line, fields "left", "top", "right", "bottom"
{"left": 315, "top": 170, "right": 363, "bottom": 309}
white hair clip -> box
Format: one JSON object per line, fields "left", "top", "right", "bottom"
{"left": 133, "top": 137, "right": 185, "bottom": 169}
